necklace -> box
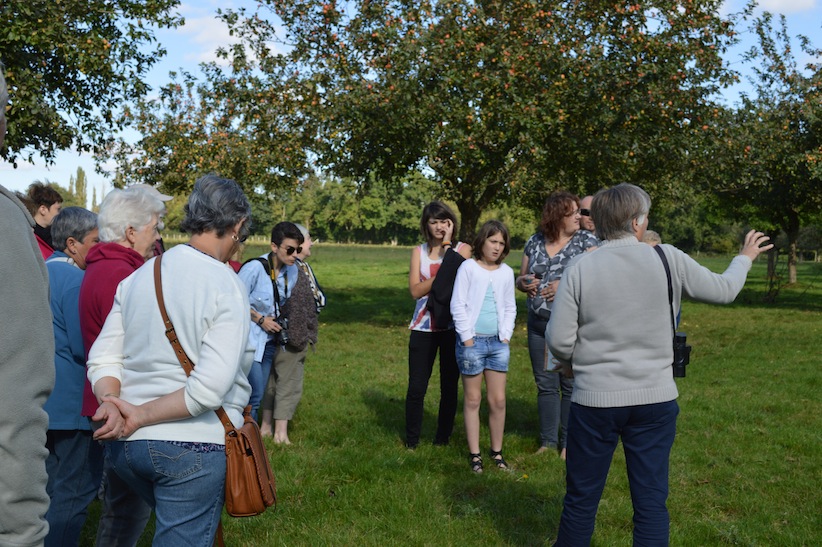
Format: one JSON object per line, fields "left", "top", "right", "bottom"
{"left": 185, "top": 243, "right": 219, "bottom": 261}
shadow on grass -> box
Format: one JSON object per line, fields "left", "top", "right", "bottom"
{"left": 361, "top": 388, "right": 406, "bottom": 444}
{"left": 441, "top": 472, "right": 563, "bottom": 546}
{"left": 360, "top": 385, "right": 550, "bottom": 453}
{"left": 322, "top": 286, "right": 411, "bottom": 327}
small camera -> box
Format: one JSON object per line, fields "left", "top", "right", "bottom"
{"left": 673, "top": 332, "right": 691, "bottom": 378}
{"left": 275, "top": 317, "right": 289, "bottom": 346}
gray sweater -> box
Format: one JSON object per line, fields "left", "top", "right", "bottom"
{"left": 0, "top": 185, "right": 54, "bottom": 546}
{"left": 547, "top": 236, "right": 752, "bottom": 408}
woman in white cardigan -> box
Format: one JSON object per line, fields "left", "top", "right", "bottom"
{"left": 88, "top": 175, "right": 254, "bottom": 546}
{"left": 451, "top": 220, "right": 517, "bottom": 473}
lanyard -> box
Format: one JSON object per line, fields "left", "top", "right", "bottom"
{"left": 267, "top": 253, "right": 288, "bottom": 314}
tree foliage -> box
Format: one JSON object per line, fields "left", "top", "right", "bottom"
{"left": 0, "top": 0, "right": 183, "bottom": 165}
{"left": 706, "top": 13, "right": 821, "bottom": 283}
{"left": 209, "top": 0, "right": 744, "bottom": 239}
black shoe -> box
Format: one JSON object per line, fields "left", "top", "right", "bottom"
{"left": 469, "top": 452, "right": 483, "bottom": 474}
{"left": 489, "top": 449, "right": 509, "bottom": 470}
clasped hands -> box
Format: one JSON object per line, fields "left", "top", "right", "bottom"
{"left": 522, "top": 277, "right": 559, "bottom": 301}
{"left": 91, "top": 396, "right": 143, "bottom": 441}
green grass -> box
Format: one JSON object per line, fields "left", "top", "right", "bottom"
{"left": 81, "top": 245, "right": 821, "bottom": 545}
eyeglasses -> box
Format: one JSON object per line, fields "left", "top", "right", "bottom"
{"left": 565, "top": 209, "right": 581, "bottom": 217}
{"left": 239, "top": 234, "right": 249, "bottom": 243}
{"left": 580, "top": 209, "right": 591, "bottom": 217}
{"left": 284, "top": 245, "right": 303, "bottom": 256}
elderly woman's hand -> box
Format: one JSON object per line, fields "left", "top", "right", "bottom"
{"left": 550, "top": 357, "right": 574, "bottom": 379}
{"left": 103, "top": 396, "right": 148, "bottom": 439}
{"left": 740, "top": 230, "right": 773, "bottom": 261}
{"left": 541, "top": 280, "right": 560, "bottom": 302}
{"left": 91, "top": 400, "right": 126, "bottom": 441}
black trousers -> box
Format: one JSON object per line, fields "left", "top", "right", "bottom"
{"left": 405, "top": 329, "right": 460, "bottom": 447}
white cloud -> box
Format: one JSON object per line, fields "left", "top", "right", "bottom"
{"left": 757, "top": 0, "right": 816, "bottom": 14}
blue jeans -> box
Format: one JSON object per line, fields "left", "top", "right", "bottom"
{"left": 556, "top": 401, "right": 679, "bottom": 546}
{"left": 44, "top": 429, "right": 104, "bottom": 547}
{"left": 456, "top": 335, "right": 510, "bottom": 375}
{"left": 529, "top": 314, "right": 573, "bottom": 448}
{"left": 107, "top": 440, "right": 225, "bottom": 547}
{"left": 248, "top": 340, "right": 277, "bottom": 420}
{"left": 96, "top": 456, "right": 153, "bottom": 547}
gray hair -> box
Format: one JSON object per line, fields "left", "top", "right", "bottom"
{"left": 293, "top": 222, "right": 310, "bottom": 241}
{"left": 642, "top": 230, "right": 662, "bottom": 245}
{"left": 180, "top": 174, "right": 252, "bottom": 237}
{"left": 51, "top": 207, "right": 98, "bottom": 252}
{"left": 591, "top": 183, "right": 652, "bottom": 241}
{"left": 97, "top": 188, "right": 166, "bottom": 243}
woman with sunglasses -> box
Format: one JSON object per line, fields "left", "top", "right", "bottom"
{"left": 516, "top": 191, "right": 598, "bottom": 459}
{"left": 238, "top": 221, "right": 303, "bottom": 441}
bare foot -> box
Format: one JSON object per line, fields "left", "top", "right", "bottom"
{"left": 535, "top": 446, "right": 550, "bottom": 455}
{"left": 560, "top": 448, "right": 567, "bottom": 461}
{"left": 260, "top": 427, "right": 273, "bottom": 438}
{"left": 273, "top": 436, "right": 291, "bottom": 445}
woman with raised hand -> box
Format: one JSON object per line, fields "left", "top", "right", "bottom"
{"left": 547, "top": 183, "right": 772, "bottom": 546}
{"left": 405, "top": 201, "right": 472, "bottom": 449}
{"left": 87, "top": 174, "right": 254, "bottom": 546}
{"left": 517, "top": 191, "right": 598, "bottom": 459}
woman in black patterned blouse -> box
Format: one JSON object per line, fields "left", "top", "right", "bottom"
{"left": 516, "top": 191, "right": 598, "bottom": 459}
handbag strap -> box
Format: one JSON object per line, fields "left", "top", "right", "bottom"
{"left": 153, "top": 255, "right": 236, "bottom": 436}
{"left": 652, "top": 245, "right": 676, "bottom": 340}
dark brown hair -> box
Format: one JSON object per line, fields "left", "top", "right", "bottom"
{"left": 27, "top": 182, "right": 63, "bottom": 209}
{"left": 419, "top": 201, "right": 459, "bottom": 248}
{"left": 472, "top": 220, "right": 510, "bottom": 265}
{"left": 539, "top": 191, "right": 579, "bottom": 243}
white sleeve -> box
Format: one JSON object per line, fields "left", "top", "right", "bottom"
{"left": 87, "top": 284, "right": 126, "bottom": 388}
{"left": 499, "top": 266, "right": 517, "bottom": 341}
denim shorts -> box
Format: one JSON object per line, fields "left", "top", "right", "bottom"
{"left": 456, "top": 335, "right": 510, "bottom": 376}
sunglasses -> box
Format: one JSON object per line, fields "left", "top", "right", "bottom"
{"left": 239, "top": 234, "right": 249, "bottom": 243}
{"left": 580, "top": 208, "right": 591, "bottom": 217}
{"left": 284, "top": 245, "right": 303, "bottom": 256}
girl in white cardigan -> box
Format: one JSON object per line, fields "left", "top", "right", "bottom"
{"left": 451, "top": 220, "right": 517, "bottom": 473}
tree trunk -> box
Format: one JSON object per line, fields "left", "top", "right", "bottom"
{"left": 455, "top": 199, "right": 482, "bottom": 244}
{"left": 784, "top": 210, "right": 800, "bottom": 285}
{"left": 766, "top": 229, "right": 779, "bottom": 281}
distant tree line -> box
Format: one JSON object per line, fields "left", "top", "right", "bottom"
{"left": 3, "top": 2, "right": 820, "bottom": 280}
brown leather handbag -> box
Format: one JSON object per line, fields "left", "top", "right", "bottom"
{"left": 153, "top": 256, "right": 277, "bottom": 519}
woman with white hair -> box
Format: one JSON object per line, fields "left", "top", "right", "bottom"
{"left": 78, "top": 186, "right": 166, "bottom": 546}
{"left": 88, "top": 174, "right": 253, "bottom": 545}
{"left": 547, "top": 183, "right": 772, "bottom": 546}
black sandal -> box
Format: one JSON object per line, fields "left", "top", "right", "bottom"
{"left": 469, "top": 452, "right": 483, "bottom": 474}
{"left": 489, "top": 449, "right": 509, "bottom": 470}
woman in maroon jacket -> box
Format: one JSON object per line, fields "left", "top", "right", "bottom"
{"left": 78, "top": 186, "right": 165, "bottom": 547}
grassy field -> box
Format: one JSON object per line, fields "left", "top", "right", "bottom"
{"left": 82, "top": 244, "right": 821, "bottom": 546}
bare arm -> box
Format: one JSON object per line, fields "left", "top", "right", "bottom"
{"left": 409, "top": 246, "right": 435, "bottom": 299}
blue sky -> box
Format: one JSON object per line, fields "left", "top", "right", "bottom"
{"left": 2, "top": 0, "right": 820, "bottom": 205}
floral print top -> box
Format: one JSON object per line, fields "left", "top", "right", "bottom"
{"left": 522, "top": 230, "right": 599, "bottom": 319}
